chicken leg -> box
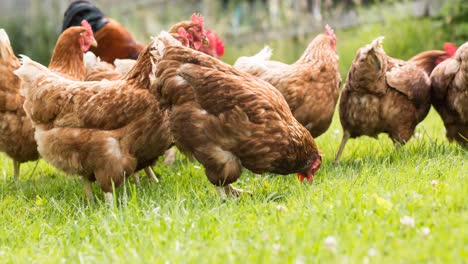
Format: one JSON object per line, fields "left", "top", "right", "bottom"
{"left": 132, "top": 171, "right": 141, "bottom": 185}
{"left": 104, "top": 192, "right": 114, "bottom": 207}
{"left": 83, "top": 178, "right": 94, "bottom": 202}
{"left": 13, "top": 160, "right": 20, "bottom": 179}
{"left": 144, "top": 167, "right": 159, "bottom": 183}
{"left": 334, "top": 130, "right": 350, "bottom": 163}
{"left": 216, "top": 184, "right": 252, "bottom": 199}
{"left": 163, "top": 147, "right": 177, "bottom": 166}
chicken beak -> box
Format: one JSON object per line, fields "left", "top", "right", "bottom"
{"left": 297, "top": 173, "right": 305, "bottom": 182}
{"left": 90, "top": 38, "right": 98, "bottom": 48}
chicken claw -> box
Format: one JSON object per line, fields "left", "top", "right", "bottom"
{"left": 216, "top": 184, "right": 252, "bottom": 199}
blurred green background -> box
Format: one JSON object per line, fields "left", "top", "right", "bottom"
{"left": 0, "top": 0, "right": 466, "bottom": 73}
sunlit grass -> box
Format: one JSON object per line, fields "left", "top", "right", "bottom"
{"left": 0, "top": 18, "right": 467, "bottom": 263}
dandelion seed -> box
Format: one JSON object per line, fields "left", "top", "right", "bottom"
{"left": 324, "top": 236, "right": 337, "bottom": 253}
{"left": 400, "top": 216, "right": 415, "bottom": 228}
{"left": 276, "top": 205, "right": 288, "bottom": 212}
{"left": 431, "top": 180, "right": 438, "bottom": 187}
{"left": 368, "top": 247, "right": 378, "bottom": 257}
{"left": 419, "top": 227, "right": 431, "bottom": 237}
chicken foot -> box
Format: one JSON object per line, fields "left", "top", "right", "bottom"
{"left": 216, "top": 184, "right": 252, "bottom": 199}
{"left": 334, "top": 130, "right": 350, "bottom": 163}
{"left": 132, "top": 167, "right": 159, "bottom": 185}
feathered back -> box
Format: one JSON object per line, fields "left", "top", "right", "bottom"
{"left": 0, "top": 29, "right": 17, "bottom": 63}
{"left": 14, "top": 55, "right": 50, "bottom": 86}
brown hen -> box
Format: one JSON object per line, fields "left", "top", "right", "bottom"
{"left": 335, "top": 37, "right": 432, "bottom": 162}
{"left": 0, "top": 29, "right": 39, "bottom": 178}
{"left": 15, "top": 42, "right": 172, "bottom": 204}
{"left": 430, "top": 42, "right": 468, "bottom": 146}
{"left": 153, "top": 32, "right": 322, "bottom": 198}
{"left": 234, "top": 25, "right": 341, "bottom": 138}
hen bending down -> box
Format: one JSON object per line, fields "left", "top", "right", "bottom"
{"left": 335, "top": 37, "right": 433, "bottom": 162}
{"left": 153, "top": 32, "right": 322, "bottom": 198}
{"left": 15, "top": 43, "right": 172, "bottom": 204}
{"left": 0, "top": 29, "right": 39, "bottom": 178}
{"left": 234, "top": 25, "right": 340, "bottom": 138}
{"left": 430, "top": 42, "right": 468, "bottom": 146}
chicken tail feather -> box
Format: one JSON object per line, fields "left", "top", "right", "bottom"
{"left": 359, "top": 36, "right": 384, "bottom": 61}
{"left": 0, "top": 29, "right": 16, "bottom": 61}
{"left": 254, "top": 46, "right": 273, "bottom": 61}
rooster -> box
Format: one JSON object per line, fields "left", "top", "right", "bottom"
{"left": 0, "top": 29, "right": 39, "bottom": 179}
{"left": 335, "top": 37, "right": 437, "bottom": 162}
{"left": 234, "top": 25, "right": 340, "bottom": 138}
{"left": 62, "top": 0, "right": 145, "bottom": 63}
{"left": 430, "top": 42, "right": 467, "bottom": 146}
{"left": 153, "top": 32, "right": 322, "bottom": 198}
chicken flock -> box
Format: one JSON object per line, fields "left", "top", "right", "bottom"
{"left": 0, "top": 1, "right": 465, "bottom": 205}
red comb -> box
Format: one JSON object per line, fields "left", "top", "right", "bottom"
{"left": 191, "top": 13, "right": 204, "bottom": 28}
{"left": 443, "top": 42, "right": 458, "bottom": 57}
{"left": 207, "top": 30, "right": 225, "bottom": 57}
{"left": 81, "top": 20, "right": 93, "bottom": 33}
{"left": 325, "top": 24, "right": 334, "bottom": 37}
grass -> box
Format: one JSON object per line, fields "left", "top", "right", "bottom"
{"left": 1, "top": 18, "right": 467, "bottom": 263}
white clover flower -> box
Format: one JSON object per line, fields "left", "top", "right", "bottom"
{"left": 272, "top": 243, "right": 281, "bottom": 252}
{"left": 368, "top": 247, "right": 378, "bottom": 257}
{"left": 324, "top": 236, "right": 337, "bottom": 253}
{"left": 294, "top": 256, "right": 305, "bottom": 264}
{"left": 333, "top": 129, "right": 340, "bottom": 135}
{"left": 152, "top": 206, "right": 161, "bottom": 215}
{"left": 415, "top": 132, "right": 422, "bottom": 139}
{"left": 431, "top": 180, "right": 439, "bottom": 187}
{"left": 419, "top": 227, "right": 431, "bottom": 237}
{"left": 400, "top": 216, "right": 415, "bottom": 228}
{"left": 276, "top": 205, "right": 288, "bottom": 212}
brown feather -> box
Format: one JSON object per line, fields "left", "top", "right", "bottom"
{"left": 234, "top": 32, "right": 341, "bottom": 137}
{"left": 430, "top": 42, "right": 468, "bottom": 145}
{"left": 155, "top": 44, "right": 321, "bottom": 187}
{"left": 338, "top": 37, "right": 431, "bottom": 147}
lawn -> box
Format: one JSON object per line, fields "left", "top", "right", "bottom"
{"left": 0, "top": 18, "right": 467, "bottom": 263}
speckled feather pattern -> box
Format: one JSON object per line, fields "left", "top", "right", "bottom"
{"left": 234, "top": 33, "right": 341, "bottom": 138}
{"left": 339, "top": 38, "right": 431, "bottom": 143}
{"left": 17, "top": 45, "right": 171, "bottom": 192}
{"left": 430, "top": 42, "right": 468, "bottom": 145}
{"left": 155, "top": 43, "right": 320, "bottom": 186}
{"left": 0, "top": 37, "right": 38, "bottom": 163}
